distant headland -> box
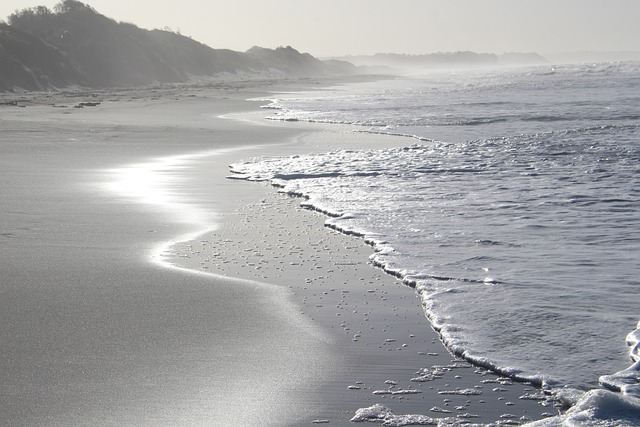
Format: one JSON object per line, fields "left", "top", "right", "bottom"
{"left": 329, "top": 51, "right": 547, "bottom": 74}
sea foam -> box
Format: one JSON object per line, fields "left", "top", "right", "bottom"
{"left": 232, "top": 62, "right": 640, "bottom": 425}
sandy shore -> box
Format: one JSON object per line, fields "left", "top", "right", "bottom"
{"left": 0, "top": 79, "right": 552, "bottom": 426}
{"left": 166, "top": 119, "right": 555, "bottom": 426}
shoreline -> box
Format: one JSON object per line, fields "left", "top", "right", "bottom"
{"left": 1, "top": 82, "right": 345, "bottom": 426}
{"left": 164, "top": 111, "right": 555, "bottom": 425}
{"left": 169, "top": 189, "right": 555, "bottom": 425}
{"left": 1, "top": 78, "right": 553, "bottom": 426}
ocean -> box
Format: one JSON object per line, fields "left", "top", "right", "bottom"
{"left": 230, "top": 62, "right": 640, "bottom": 425}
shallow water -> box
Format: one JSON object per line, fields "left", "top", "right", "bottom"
{"left": 231, "top": 62, "right": 640, "bottom": 424}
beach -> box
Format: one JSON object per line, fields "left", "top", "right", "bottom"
{"left": 0, "top": 80, "right": 552, "bottom": 426}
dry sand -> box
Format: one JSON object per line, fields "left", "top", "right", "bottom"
{"left": 0, "top": 79, "right": 554, "bottom": 426}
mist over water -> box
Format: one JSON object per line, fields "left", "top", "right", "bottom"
{"left": 232, "top": 62, "right": 640, "bottom": 405}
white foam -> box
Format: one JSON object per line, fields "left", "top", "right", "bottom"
{"left": 629, "top": 321, "right": 640, "bottom": 363}
{"left": 231, "top": 63, "right": 640, "bottom": 425}
{"left": 598, "top": 320, "right": 640, "bottom": 402}
{"left": 228, "top": 134, "right": 640, "bottom": 381}
{"left": 352, "top": 391, "right": 640, "bottom": 427}
{"left": 600, "top": 364, "right": 640, "bottom": 398}
{"left": 524, "top": 389, "right": 640, "bottom": 427}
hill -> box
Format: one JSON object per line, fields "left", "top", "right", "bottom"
{"left": 0, "top": 0, "right": 357, "bottom": 91}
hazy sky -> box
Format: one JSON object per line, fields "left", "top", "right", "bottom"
{"left": 2, "top": 0, "right": 639, "bottom": 57}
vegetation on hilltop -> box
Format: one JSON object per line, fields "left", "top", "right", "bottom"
{"left": 0, "top": 0, "right": 356, "bottom": 91}
{"left": 0, "top": 22, "right": 84, "bottom": 91}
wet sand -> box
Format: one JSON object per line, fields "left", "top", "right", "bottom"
{"left": 0, "top": 80, "right": 553, "bottom": 426}
{"left": 167, "top": 122, "right": 555, "bottom": 426}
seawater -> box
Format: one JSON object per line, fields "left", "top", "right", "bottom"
{"left": 231, "top": 62, "right": 640, "bottom": 425}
